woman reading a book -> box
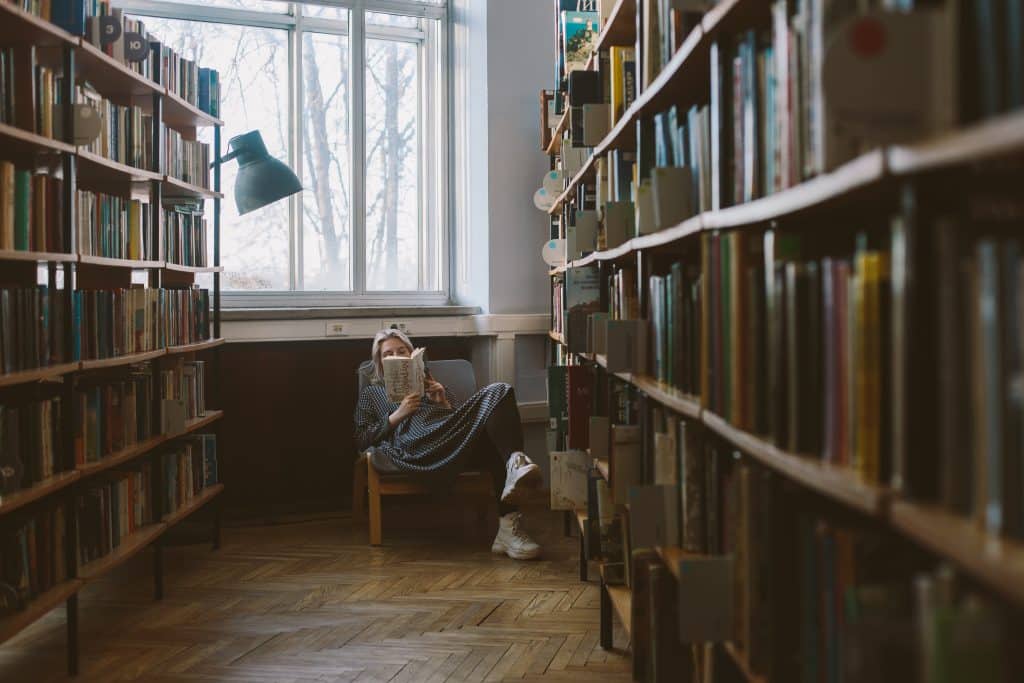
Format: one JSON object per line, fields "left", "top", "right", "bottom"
{"left": 355, "top": 328, "right": 543, "bottom": 560}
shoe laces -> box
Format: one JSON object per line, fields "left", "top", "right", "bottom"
{"left": 506, "top": 513, "right": 530, "bottom": 543}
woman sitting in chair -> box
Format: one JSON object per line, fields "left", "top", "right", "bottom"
{"left": 354, "top": 328, "right": 543, "bottom": 560}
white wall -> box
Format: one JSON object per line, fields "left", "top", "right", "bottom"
{"left": 454, "top": 0, "right": 554, "bottom": 315}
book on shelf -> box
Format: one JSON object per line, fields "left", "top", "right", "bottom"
{"left": 76, "top": 189, "right": 153, "bottom": 261}
{"left": 550, "top": 449, "right": 589, "bottom": 510}
{"left": 74, "top": 365, "right": 156, "bottom": 466}
{"left": 74, "top": 82, "right": 154, "bottom": 171}
{"left": 0, "top": 286, "right": 70, "bottom": 373}
{"left": 0, "top": 397, "right": 67, "bottom": 497}
{"left": 76, "top": 462, "right": 154, "bottom": 566}
{"left": 0, "top": 502, "right": 70, "bottom": 614}
{"left": 165, "top": 129, "right": 211, "bottom": 188}
{"left": 382, "top": 347, "right": 426, "bottom": 402}
{"left": 0, "top": 45, "right": 60, "bottom": 140}
{"left": 561, "top": 9, "right": 600, "bottom": 80}
{"left": 547, "top": 364, "right": 569, "bottom": 450}
{"left": 161, "top": 434, "right": 218, "bottom": 517}
{"left": 565, "top": 264, "right": 601, "bottom": 353}
{"left": 163, "top": 201, "right": 208, "bottom": 268}
{"left": 567, "top": 365, "right": 592, "bottom": 449}
{"left": 0, "top": 161, "right": 66, "bottom": 253}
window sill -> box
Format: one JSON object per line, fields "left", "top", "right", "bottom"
{"left": 221, "top": 305, "right": 481, "bottom": 322}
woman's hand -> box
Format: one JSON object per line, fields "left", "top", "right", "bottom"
{"left": 388, "top": 392, "right": 422, "bottom": 428}
{"left": 425, "top": 379, "right": 450, "bottom": 408}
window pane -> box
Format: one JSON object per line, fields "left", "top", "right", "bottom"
{"left": 367, "top": 11, "right": 420, "bottom": 28}
{"left": 152, "top": 0, "right": 290, "bottom": 12}
{"left": 129, "top": 17, "right": 291, "bottom": 291}
{"left": 301, "top": 4, "right": 347, "bottom": 20}
{"left": 365, "top": 36, "right": 420, "bottom": 291}
{"left": 301, "top": 30, "right": 352, "bottom": 291}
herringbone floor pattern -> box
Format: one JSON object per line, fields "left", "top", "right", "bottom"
{"left": 0, "top": 508, "right": 630, "bottom": 682}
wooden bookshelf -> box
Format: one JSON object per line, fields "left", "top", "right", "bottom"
{"left": 596, "top": 0, "right": 637, "bottom": 51}
{"left": 163, "top": 175, "right": 224, "bottom": 200}
{"left": 0, "top": 3, "right": 75, "bottom": 47}
{"left": 76, "top": 149, "right": 162, "bottom": 185}
{"left": 79, "top": 349, "right": 166, "bottom": 372}
{"left": 0, "top": 362, "right": 80, "bottom": 389}
{"left": 74, "top": 38, "right": 162, "bottom": 100}
{"left": 0, "top": 121, "right": 75, "bottom": 155}
{"left": 606, "top": 583, "right": 632, "bottom": 636}
{"left": 0, "top": 249, "right": 77, "bottom": 263}
{"left": 162, "top": 263, "right": 224, "bottom": 274}
{"left": 0, "top": 579, "right": 84, "bottom": 646}
{"left": 75, "top": 435, "right": 168, "bottom": 478}
{"left": 0, "top": 10, "right": 225, "bottom": 675}
{"left": 162, "top": 89, "right": 224, "bottom": 130}
{"left": 886, "top": 108, "right": 1024, "bottom": 175}
{"left": 78, "top": 254, "right": 165, "bottom": 269}
{"left": 164, "top": 483, "right": 224, "bottom": 530}
{"left": 890, "top": 501, "right": 1024, "bottom": 607}
{"left": 0, "top": 470, "right": 81, "bottom": 517}
{"left": 621, "top": 374, "right": 701, "bottom": 420}
{"left": 77, "top": 523, "right": 166, "bottom": 581}
{"left": 178, "top": 410, "right": 225, "bottom": 437}
{"left": 167, "top": 338, "right": 226, "bottom": 355}
{"left": 545, "top": 108, "right": 570, "bottom": 156}
{"left": 702, "top": 411, "right": 887, "bottom": 517}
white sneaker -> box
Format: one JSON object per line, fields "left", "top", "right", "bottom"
{"left": 500, "top": 452, "right": 542, "bottom": 504}
{"left": 491, "top": 512, "right": 542, "bottom": 560}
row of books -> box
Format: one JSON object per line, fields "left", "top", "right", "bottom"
{"left": 0, "top": 287, "right": 71, "bottom": 373}
{"left": 0, "top": 162, "right": 66, "bottom": 253}
{"left": 73, "top": 286, "right": 211, "bottom": 361}
{"left": 9, "top": 3, "right": 221, "bottom": 120}
{"left": 160, "top": 359, "right": 207, "bottom": 422}
{"left": 163, "top": 203, "right": 208, "bottom": 267}
{"left": 0, "top": 46, "right": 60, "bottom": 140}
{"left": 76, "top": 189, "right": 154, "bottom": 261}
{"left": 76, "top": 85, "right": 155, "bottom": 171}
{"left": 74, "top": 367, "right": 156, "bottom": 466}
{"left": 161, "top": 436, "right": 217, "bottom": 517}
{"left": 165, "top": 129, "right": 210, "bottom": 189}
{"left": 0, "top": 503, "right": 69, "bottom": 614}
{"left": 76, "top": 463, "right": 154, "bottom": 566}
{"left": 647, "top": 262, "right": 701, "bottom": 396}
{"left": 0, "top": 398, "right": 66, "bottom": 497}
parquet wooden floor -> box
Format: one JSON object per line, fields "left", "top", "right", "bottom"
{"left": 0, "top": 508, "right": 630, "bottom": 682}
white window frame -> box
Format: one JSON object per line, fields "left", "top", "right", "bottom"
{"left": 119, "top": 0, "right": 451, "bottom": 307}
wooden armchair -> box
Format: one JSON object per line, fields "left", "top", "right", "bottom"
{"left": 351, "top": 359, "right": 494, "bottom": 545}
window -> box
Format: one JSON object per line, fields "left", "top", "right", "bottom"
{"left": 122, "top": 0, "right": 448, "bottom": 304}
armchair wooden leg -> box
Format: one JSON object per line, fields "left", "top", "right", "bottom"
{"left": 352, "top": 454, "right": 368, "bottom": 525}
{"left": 367, "top": 464, "right": 383, "bottom": 546}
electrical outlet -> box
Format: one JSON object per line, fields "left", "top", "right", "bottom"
{"left": 325, "top": 321, "right": 346, "bottom": 336}
{"left": 382, "top": 321, "right": 408, "bottom": 334}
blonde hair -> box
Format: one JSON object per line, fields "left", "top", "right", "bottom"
{"left": 370, "top": 328, "right": 414, "bottom": 382}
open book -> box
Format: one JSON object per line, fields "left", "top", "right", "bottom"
{"left": 382, "top": 347, "right": 427, "bottom": 402}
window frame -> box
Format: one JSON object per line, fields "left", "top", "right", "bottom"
{"left": 119, "top": 0, "right": 451, "bottom": 307}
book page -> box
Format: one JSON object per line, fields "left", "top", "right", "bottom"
{"left": 383, "top": 347, "right": 426, "bottom": 402}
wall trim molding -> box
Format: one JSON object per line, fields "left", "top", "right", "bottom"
{"left": 221, "top": 313, "right": 550, "bottom": 343}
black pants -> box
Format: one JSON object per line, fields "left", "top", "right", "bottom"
{"left": 469, "top": 387, "right": 524, "bottom": 516}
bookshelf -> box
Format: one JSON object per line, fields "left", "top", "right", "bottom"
{"left": 544, "top": 0, "right": 1024, "bottom": 681}
{"left": 0, "top": 3, "right": 225, "bottom": 676}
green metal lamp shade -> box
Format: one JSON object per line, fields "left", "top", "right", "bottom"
{"left": 224, "top": 131, "right": 302, "bottom": 215}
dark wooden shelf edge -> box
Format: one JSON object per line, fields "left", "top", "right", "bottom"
{"left": 79, "top": 349, "right": 166, "bottom": 371}
{"left": 0, "top": 579, "right": 84, "bottom": 646}
{"left": 0, "top": 470, "right": 82, "bottom": 517}
{"left": 166, "top": 338, "right": 226, "bottom": 355}
{"left": 0, "top": 249, "right": 77, "bottom": 263}
{"left": 163, "top": 484, "right": 224, "bottom": 531}
{"left": 76, "top": 524, "right": 165, "bottom": 582}
{"left": 594, "top": 0, "right": 637, "bottom": 52}
{"left": 701, "top": 411, "right": 887, "bottom": 517}
{"left": 74, "top": 435, "right": 168, "bottom": 478}
{"left": 0, "top": 362, "right": 80, "bottom": 388}
{"left": 174, "top": 410, "right": 225, "bottom": 438}
{"left": 890, "top": 501, "right": 1024, "bottom": 607}
{"left": 78, "top": 255, "right": 165, "bottom": 269}
{"left": 0, "top": 122, "right": 75, "bottom": 153}
{"left": 605, "top": 582, "right": 632, "bottom": 636}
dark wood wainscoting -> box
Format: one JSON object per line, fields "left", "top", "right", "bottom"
{"left": 215, "top": 337, "right": 474, "bottom": 518}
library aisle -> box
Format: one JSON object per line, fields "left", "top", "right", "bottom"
{"left": 0, "top": 508, "right": 630, "bottom": 682}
